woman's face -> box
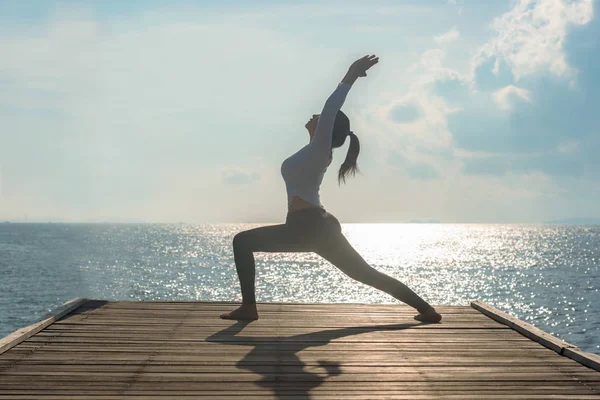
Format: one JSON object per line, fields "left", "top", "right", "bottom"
{"left": 305, "top": 114, "right": 320, "bottom": 139}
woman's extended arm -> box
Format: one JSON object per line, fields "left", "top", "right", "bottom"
{"left": 309, "top": 55, "right": 379, "bottom": 159}
{"left": 309, "top": 82, "right": 353, "bottom": 156}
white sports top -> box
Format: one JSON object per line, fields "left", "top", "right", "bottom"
{"left": 280, "top": 82, "right": 352, "bottom": 209}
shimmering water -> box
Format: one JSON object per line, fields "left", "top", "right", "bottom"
{"left": 0, "top": 223, "right": 598, "bottom": 355}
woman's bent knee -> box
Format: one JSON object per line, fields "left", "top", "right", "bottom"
{"left": 233, "top": 232, "right": 249, "bottom": 249}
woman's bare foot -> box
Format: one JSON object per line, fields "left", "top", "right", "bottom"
{"left": 414, "top": 306, "right": 442, "bottom": 323}
{"left": 220, "top": 303, "right": 259, "bottom": 320}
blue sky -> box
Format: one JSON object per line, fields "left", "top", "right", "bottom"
{"left": 0, "top": 0, "right": 598, "bottom": 223}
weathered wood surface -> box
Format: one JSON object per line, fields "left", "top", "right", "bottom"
{"left": 472, "top": 300, "right": 600, "bottom": 372}
{"left": 0, "top": 297, "right": 87, "bottom": 355}
{"left": 0, "top": 299, "right": 598, "bottom": 399}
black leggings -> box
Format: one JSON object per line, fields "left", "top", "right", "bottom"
{"left": 232, "top": 207, "right": 431, "bottom": 313}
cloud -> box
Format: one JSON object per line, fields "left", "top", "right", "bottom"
{"left": 350, "top": 42, "right": 468, "bottom": 187}
{"left": 461, "top": 150, "right": 584, "bottom": 178}
{"left": 1, "top": 1, "right": 598, "bottom": 223}
{"left": 434, "top": 26, "right": 460, "bottom": 45}
{"left": 450, "top": 12, "right": 599, "bottom": 157}
{"left": 471, "top": 0, "right": 594, "bottom": 82}
{"left": 387, "top": 150, "right": 440, "bottom": 180}
{"left": 472, "top": 57, "right": 515, "bottom": 92}
{"left": 446, "top": 0, "right": 464, "bottom": 16}
{"left": 462, "top": 155, "right": 507, "bottom": 176}
{"left": 222, "top": 169, "right": 260, "bottom": 185}
{"left": 407, "top": 163, "right": 440, "bottom": 180}
{"left": 557, "top": 140, "right": 580, "bottom": 154}
{"left": 492, "top": 85, "right": 532, "bottom": 110}
{"left": 408, "top": 49, "right": 465, "bottom": 87}
{"left": 388, "top": 102, "right": 421, "bottom": 123}
{"left": 445, "top": 0, "right": 599, "bottom": 183}
{"left": 369, "top": 0, "right": 598, "bottom": 196}
{"left": 0, "top": 8, "right": 337, "bottom": 222}
{"left": 361, "top": 91, "right": 456, "bottom": 159}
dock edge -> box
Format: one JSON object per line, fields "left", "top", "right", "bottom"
{"left": 0, "top": 297, "right": 88, "bottom": 355}
{"left": 471, "top": 300, "right": 600, "bottom": 372}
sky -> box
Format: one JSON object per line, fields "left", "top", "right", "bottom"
{"left": 0, "top": 0, "right": 598, "bottom": 223}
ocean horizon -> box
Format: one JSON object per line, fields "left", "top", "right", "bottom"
{"left": 1, "top": 222, "right": 598, "bottom": 356}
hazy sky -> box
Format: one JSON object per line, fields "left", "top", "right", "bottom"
{"left": 1, "top": 0, "right": 598, "bottom": 223}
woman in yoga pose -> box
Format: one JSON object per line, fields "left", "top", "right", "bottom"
{"left": 220, "top": 55, "right": 442, "bottom": 323}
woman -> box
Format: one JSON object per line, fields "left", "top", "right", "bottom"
{"left": 220, "top": 55, "right": 442, "bottom": 323}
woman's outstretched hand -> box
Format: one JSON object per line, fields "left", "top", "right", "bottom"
{"left": 342, "top": 54, "right": 379, "bottom": 84}
{"left": 349, "top": 54, "right": 379, "bottom": 77}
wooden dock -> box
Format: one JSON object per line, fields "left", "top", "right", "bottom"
{"left": 1, "top": 298, "right": 599, "bottom": 399}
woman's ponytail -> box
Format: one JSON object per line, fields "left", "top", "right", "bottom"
{"left": 337, "top": 131, "right": 360, "bottom": 185}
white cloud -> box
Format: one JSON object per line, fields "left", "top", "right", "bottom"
{"left": 492, "top": 84, "right": 532, "bottom": 110}
{"left": 407, "top": 48, "right": 467, "bottom": 88}
{"left": 221, "top": 166, "right": 261, "bottom": 185}
{"left": 352, "top": 43, "right": 469, "bottom": 181}
{"left": 472, "top": 0, "right": 594, "bottom": 81}
{"left": 557, "top": 140, "right": 580, "bottom": 154}
{"left": 0, "top": 11, "right": 338, "bottom": 222}
{"left": 446, "top": 0, "right": 464, "bottom": 15}
{"left": 1, "top": 2, "right": 597, "bottom": 223}
{"left": 434, "top": 26, "right": 460, "bottom": 45}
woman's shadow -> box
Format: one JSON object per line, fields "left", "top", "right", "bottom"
{"left": 206, "top": 317, "right": 423, "bottom": 399}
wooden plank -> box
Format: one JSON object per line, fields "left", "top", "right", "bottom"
{"left": 87, "top": 300, "right": 479, "bottom": 308}
{"left": 33, "top": 325, "right": 518, "bottom": 334}
{"left": 1, "top": 349, "right": 564, "bottom": 360}
{"left": 63, "top": 310, "right": 481, "bottom": 318}
{"left": 31, "top": 330, "right": 528, "bottom": 338}
{"left": 55, "top": 314, "right": 497, "bottom": 325}
{"left": 0, "top": 350, "right": 585, "bottom": 364}
{"left": 471, "top": 301, "right": 600, "bottom": 372}
{"left": 14, "top": 337, "right": 541, "bottom": 346}
{"left": 0, "top": 389, "right": 597, "bottom": 397}
{"left": 0, "top": 360, "right": 583, "bottom": 369}
{"left": 563, "top": 348, "right": 600, "bottom": 372}
{"left": 0, "top": 381, "right": 598, "bottom": 389}
{"left": 2, "top": 395, "right": 597, "bottom": 400}
{"left": 0, "top": 385, "right": 597, "bottom": 394}
{"left": 1, "top": 300, "right": 598, "bottom": 398}
{"left": 26, "top": 337, "right": 529, "bottom": 345}
{"left": 0, "top": 298, "right": 87, "bottom": 355}
{"left": 27, "top": 324, "right": 522, "bottom": 334}
{"left": 0, "top": 383, "right": 598, "bottom": 393}
{"left": 471, "top": 301, "right": 575, "bottom": 353}
{"left": 1, "top": 370, "right": 599, "bottom": 382}
{"left": 1, "top": 350, "right": 577, "bottom": 361}
{"left": 4, "top": 363, "right": 597, "bottom": 374}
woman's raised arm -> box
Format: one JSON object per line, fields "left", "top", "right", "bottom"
{"left": 309, "top": 55, "right": 379, "bottom": 159}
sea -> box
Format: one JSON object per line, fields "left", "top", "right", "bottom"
{"left": 0, "top": 223, "right": 598, "bottom": 355}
